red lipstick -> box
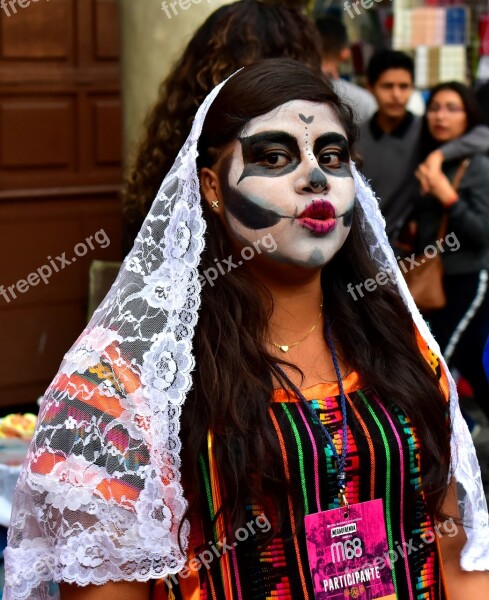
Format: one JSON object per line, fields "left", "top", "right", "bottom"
{"left": 297, "top": 200, "right": 336, "bottom": 234}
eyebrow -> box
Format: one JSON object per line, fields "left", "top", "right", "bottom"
{"left": 430, "top": 103, "right": 464, "bottom": 108}
{"left": 239, "top": 130, "right": 349, "bottom": 152}
{"left": 313, "top": 132, "right": 349, "bottom": 155}
{"left": 239, "top": 131, "right": 299, "bottom": 148}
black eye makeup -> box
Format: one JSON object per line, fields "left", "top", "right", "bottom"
{"left": 238, "top": 132, "right": 300, "bottom": 182}
{"left": 237, "top": 130, "right": 352, "bottom": 183}
{"left": 313, "top": 133, "right": 351, "bottom": 178}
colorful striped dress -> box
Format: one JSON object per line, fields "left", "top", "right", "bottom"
{"left": 154, "top": 336, "right": 449, "bottom": 600}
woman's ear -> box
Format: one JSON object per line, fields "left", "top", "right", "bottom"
{"left": 200, "top": 167, "right": 223, "bottom": 214}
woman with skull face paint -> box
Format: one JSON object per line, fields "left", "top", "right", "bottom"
{"left": 5, "top": 61, "right": 489, "bottom": 600}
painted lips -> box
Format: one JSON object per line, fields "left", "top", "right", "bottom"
{"left": 297, "top": 199, "right": 336, "bottom": 234}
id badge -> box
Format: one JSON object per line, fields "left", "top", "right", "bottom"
{"left": 305, "top": 499, "right": 396, "bottom": 600}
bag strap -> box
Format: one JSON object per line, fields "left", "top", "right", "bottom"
{"left": 438, "top": 158, "right": 470, "bottom": 239}
{"left": 452, "top": 157, "right": 470, "bottom": 191}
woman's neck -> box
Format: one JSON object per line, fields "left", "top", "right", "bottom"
{"left": 266, "top": 276, "right": 324, "bottom": 346}
{"left": 246, "top": 261, "right": 350, "bottom": 388}
{"left": 249, "top": 262, "right": 324, "bottom": 343}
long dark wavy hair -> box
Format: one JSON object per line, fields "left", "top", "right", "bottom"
{"left": 420, "top": 81, "right": 482, "bottom": 160}
{"left": 181, "top": 59, "right": 451, "bottom": 544}
{"left": 122, "top": 0, "right": 322, "bottom": 254}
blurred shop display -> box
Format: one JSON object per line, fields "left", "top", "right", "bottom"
{"left": 312, "top": 0, "right": 489, "bottom": 93}
{"left": 393, "top": 0, "right": 489, "bottom": 87}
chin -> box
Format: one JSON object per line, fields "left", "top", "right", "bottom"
{"left": 387, "top": 110, "right": 405, "bottom": 118}
{"left": 432, "top": 133, "right": 451, "bottom": 143}
{"left": 270, "top": 252, "right": 332, "bottom": 270}
{"left": 291, "top": 248, "right": 344, "bottom": 269}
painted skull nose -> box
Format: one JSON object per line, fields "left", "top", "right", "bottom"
{"left": 309, "top": 167, "right": 328, "bottom": 191}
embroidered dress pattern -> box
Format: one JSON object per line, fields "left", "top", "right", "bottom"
{"left": 156, "top": 338, "right": 449, "bottom": 600}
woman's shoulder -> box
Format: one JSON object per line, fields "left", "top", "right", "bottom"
{"left": 465, "top": 153, "right": 489, "bottom": 174}
{"left": 456, "top": 154, "right": 489, "bottom": 193}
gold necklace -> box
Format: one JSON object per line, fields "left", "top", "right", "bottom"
{"left": 269, "top": 301, "right": 323, "bottom": 353}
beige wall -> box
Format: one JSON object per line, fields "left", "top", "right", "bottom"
{"left": 120, "top": 0, "right": 230, "bottom": 168}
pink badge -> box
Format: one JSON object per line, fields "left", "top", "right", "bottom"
{"left": 305, "top": 499, "right": 396, "bottom": 599}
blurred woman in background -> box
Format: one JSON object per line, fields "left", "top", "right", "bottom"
{"left": 122, "top": 0, "right": 322, "bottom": 254}
{"left": 412, "top": 81, "right": 489, "bottom": 421}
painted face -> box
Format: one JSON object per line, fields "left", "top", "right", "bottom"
{"left": 217, "top": 100, "right": 356, "bottom": 268}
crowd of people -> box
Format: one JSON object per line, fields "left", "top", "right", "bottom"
{"left": 4, "top": 2, "right": 489, "bottom": 599}
{"left": 357, "top": 49, "right": 489, "bottom": 436}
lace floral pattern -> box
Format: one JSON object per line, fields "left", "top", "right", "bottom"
{"left": 4, "top": 79, "right": 222, "bottom": 600}
{"left": 4, "top": 76, "right": 488, "bottom": 600}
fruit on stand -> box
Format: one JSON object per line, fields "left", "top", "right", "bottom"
{"left": 0, "top": 413, "right": 37, "bottom": 441}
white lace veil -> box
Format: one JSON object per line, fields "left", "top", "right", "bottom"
{"left": 4, "top": 70, "right": 489, "bottom": 600}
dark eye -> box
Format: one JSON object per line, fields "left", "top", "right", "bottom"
{"left": 260, "top": 152, "right": 290, "bottom": 167}
{"left": 320, "top": 151, "right": 342, "bottom": 168}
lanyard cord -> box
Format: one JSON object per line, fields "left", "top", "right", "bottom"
{"left": 274, "top": 312, "right": 349, "bottom": 505}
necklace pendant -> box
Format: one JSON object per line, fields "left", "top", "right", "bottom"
{"left": 280, "top": 345, "right": 289, "bottom": 352}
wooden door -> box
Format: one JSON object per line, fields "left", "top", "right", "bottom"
{"left": 0, "top": 0, "right": 123, "bottom": 410}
